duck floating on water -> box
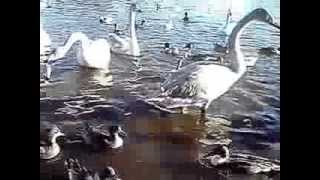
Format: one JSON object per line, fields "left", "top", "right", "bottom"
{"left": 162, "top": 43, "right": 179, "bottom": 56}
{"left": 40, "top": 121, "right": 65, "bottom": 160}
{"left": 82, "top": 123, "right": 127, "bottom": 150}
{"left": 259, "top": 47, "right": 280, "bottom": 56}
{"left": 183, "top": 12, "right": 189, "bottom": 22}
{"left": 65, "top": 158, "right": 121, "bottom": 180}
{"left": 99, "top": 16, "right": 113, "bottom": 25}
{"left": 199, "top": 147, "right": 280, "bottom": 176}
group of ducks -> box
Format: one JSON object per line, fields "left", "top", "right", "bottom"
{"left": 41, "top": 1, "right": 280, "bottom": 178}
{"left": 40, "top": 121, "right": 125, "bottom": 179}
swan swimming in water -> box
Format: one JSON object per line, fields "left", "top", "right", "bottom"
{"left": 221, "top": 9, "right": 237, "bottom": 36}
{"left": 150, "top": 8, "right": 280, "bottom": 115}
{"left": 47, "top": 32, "right": 111, "bottom": 79}
{"left": 109, "top": 3, "right": 141, "bottom": 57}
{"left": 40, "top": 23, "right": 52, "bottom": 60}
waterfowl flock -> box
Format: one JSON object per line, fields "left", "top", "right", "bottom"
{"left": 40, "top": 0, "right": 280, "bottom": 179}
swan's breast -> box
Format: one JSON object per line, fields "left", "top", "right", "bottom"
{"left": 81, "top": 39, "right": 110, "bottom": 69}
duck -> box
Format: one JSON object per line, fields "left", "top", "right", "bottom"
{"left": 82, "top": 123, "right": 127, "bottom": 150}
{"left": 47, "top": 32, "right": 111, "bottom": 80}
{"left": 148, "top": 8, "right": 280, "bottom": 115}
{"left": 99, "top": 16, "right": 113, "bottom": 25}
{"left": 183, "top": 12, "right": 189, "bottom": 22}
{"left": 65, "top": 158, "right": 121, "bottom": 180}
{"left": 40, "top": 121, "right": 65, "bottom": 160}
{"left": 161, "top": 43, "right": 180, "bottom": 56}
{"left": 200, "top": 150, "right": 280, "bottom": 176}
{"left": 259, "top": 47, "right": 280, "bottom": 56}
{"left": 203, "top": 145, "right": 230, "bottom": 166}
{"left": 136, "top": 20, "right": 146, "bottom": 29}
{"left": 109, "top": 3, "right": 141, "bottom": 56}
{"left": 112, "top": 24, "right": 125, "bottom": 36}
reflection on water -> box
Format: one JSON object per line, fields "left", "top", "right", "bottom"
{"left": 41, "top": 0, "right": 280, "bottom": 179}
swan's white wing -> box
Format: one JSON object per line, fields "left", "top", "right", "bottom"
{"left": 162, "top": 61, "right": 238, "bottom": 102}
{"left": 81, "top": 39, "right": 110, "bottom": 69}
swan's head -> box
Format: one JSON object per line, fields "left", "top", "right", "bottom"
{"left": 227, "top": 9, "right": 232, "bottom": 16}
{"left": 252, "top": 8, "right": 280, "bottom": 29}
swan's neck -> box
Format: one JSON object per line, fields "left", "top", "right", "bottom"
{"left": 228, "top": 13, "right": 256, "bottom": 74}
{"left": 55, "top": 32, "right": 91, "bottom": 59}
{"left": 128, "top": 7, "right": 140, "bottom": 56}
{"left": 129, "top": 9, "right": 136, "bottom": 39}
{"left": 226, "top": 14, "right": 231, "bottom": 25}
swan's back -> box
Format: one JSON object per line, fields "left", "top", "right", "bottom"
{"left": 162, "top": 61, "right": 239, "bottom": 101}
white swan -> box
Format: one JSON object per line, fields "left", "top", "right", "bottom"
{"left": 40, "top": 24, "right": 51, "bottom": 56}
{"left": 221, "top": 9, "right": 237, "bottom": 36}
{"left": 48, "top": 32, "right": 111, "bottom": 78}
{"left": 109, "top": 3, "right": 140, "bottom": 57}
{"left": 156, "top": 8, "right": 280, "bottom": 114}
{"left": 40, "top": 23, "right": 54, "bottom": 64}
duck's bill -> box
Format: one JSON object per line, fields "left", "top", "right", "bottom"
{"left": 270, "top": 22, "right": 280, "bottom": 29}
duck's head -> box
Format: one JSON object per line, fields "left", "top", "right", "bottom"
{"left": 101, "top": 166, "right": 118, "bottom": 179}
{"left": 109, "top": 126, "right": 127, "bottom": 137}
{"left": 141, "top": 20, "right": 146, "bottom": 25}
{"left": 184, "top": 12, "right": 188, "bottom": 17}
{"left": 164, "top": 42, "right": 170, "bottom": 49}
{"left": 185, "top": 43, "right": 192, "bottom": 49}
{"left": 251, "top": 8, "right": 280, "bottom": 29}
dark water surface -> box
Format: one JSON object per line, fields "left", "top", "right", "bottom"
{"left": 40, "top": 0, "right": 280, "bottom": 179}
